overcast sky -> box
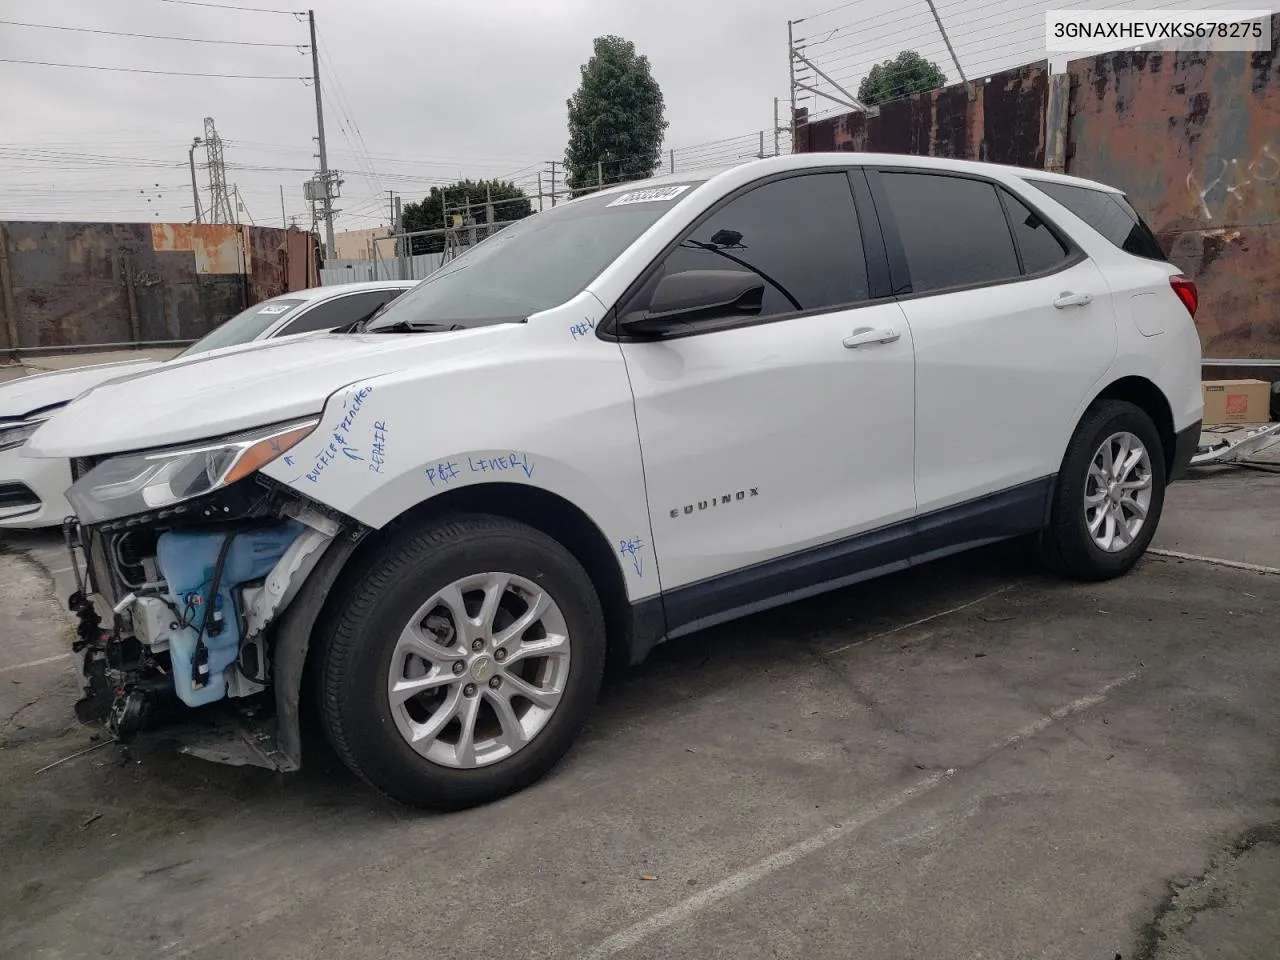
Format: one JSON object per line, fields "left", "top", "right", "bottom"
{"left": 1, "top": 0, "right": 1264, "bottom": 230}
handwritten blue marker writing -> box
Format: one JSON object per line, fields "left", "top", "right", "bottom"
{"left": 302, "top": 384, "right": 375, "bottom": 483}
{"left": 569, "top": 317, "right": 596, "bottom": 341}
{"left": 425, "top": 460, "right": 460, "bottom": 487}
{"left": 337, "top": 385, "right": 374, "bottom": 434}
{"left": 619, "top": 536, "right": 644, "bottom": 577}
{"left": 467, "top": 452, "right": 535, "bottom": 478}
{"left": 370, "top": 421, "right": 388, "bottom": 474}
{"left": 305, "top": 440, "right": 341, "bottom": 483}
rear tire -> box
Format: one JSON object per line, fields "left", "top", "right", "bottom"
{"left": 314, "top": 514, "right": 606, "bottom": 810}
{"left": 1040, "top": 400, "right": 1167, "bottom": 581}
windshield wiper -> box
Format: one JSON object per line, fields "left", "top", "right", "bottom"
{"left": 343, "top": 302, "right": 389, "bottom": 333}
{"left": 368, "top": 320, "right": 467, "bottom": 334}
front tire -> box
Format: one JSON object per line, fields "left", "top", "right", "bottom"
{"left": 315, "top": 514, "right": 606, "bottom": 810}
{"left": 1040, "top": 400, "right": 1167, "bottom": 581}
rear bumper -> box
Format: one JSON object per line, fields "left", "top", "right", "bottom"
{"left": 1168, "top": 419, "right": 1202, "bottom": 482}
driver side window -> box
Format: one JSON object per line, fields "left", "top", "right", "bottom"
{"left": 638, "top": 172, "right": 871, "bottom": 324}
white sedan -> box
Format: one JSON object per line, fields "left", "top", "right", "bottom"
{"left": 0, "top": 280, "right": 414, "bottom": 529}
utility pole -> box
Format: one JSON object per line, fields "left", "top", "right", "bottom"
{"left": 787, "top": 20, "right": 797, "bottom": 142}
{"left": 393, "top": 194, "right": 402, "bottom": 257}
{"left": 669, "top": 149, "right": 674, "bottom": 174}
{"left": 548, "top": 161, "right": 558, "bottom": 207}
{"left": 537, "top": 172, "right": 543, "bottom": 212}
{"left": 308, "top": 9, "right": 336, "bottom": 256}
{"left": 923, "top": 0, "right": 967, "bottom": 83}
{"left": 596, "top": 160, "right": 603, "bottom": 189}
{"left": 280, "top": 185, "right": 286, "bottom": 228}
{"left": 774, "top": 97, "right": 782, "bottom": 155}
{"left": 188, "top": 138, "right": 203, "bottom": 223}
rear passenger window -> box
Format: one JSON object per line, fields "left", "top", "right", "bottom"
{"left": 280, "top": 290, "right": 402, "bottom": 335}
{"left": 1000, "top": 190, "right": 1072, "bottom": 274}
{"left": 1024, "top": 180, "right": 1167, "bottom": 262}
{"left": 876, "top": 172, "right": 1021, "bottom": 294}
{"left": 653, "top": 172, "right": 870, "bottom": 320}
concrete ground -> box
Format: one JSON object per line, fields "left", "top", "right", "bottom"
{"left": 1, "top": 469, "right": 1278, "bottom": 960}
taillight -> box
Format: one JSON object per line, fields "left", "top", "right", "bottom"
{"left": 1170, "top": 274, "right": 1198, "bottom": 317}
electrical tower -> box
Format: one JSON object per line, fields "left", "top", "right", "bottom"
{"left": 203, "top": 117, "right": 234, "bottom": 224}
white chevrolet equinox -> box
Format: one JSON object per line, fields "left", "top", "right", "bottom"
{"left": 26, "top": 153, "right": 1204, "bottom": 809}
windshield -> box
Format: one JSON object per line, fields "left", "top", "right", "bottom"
{"left": 178, "top": 298, "right": 306, "bottom": 358}
{"left": 365, "top": 181, "right": 705, "bottom": 330}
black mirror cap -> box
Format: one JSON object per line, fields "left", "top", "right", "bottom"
{"left": 620, "top": 269, "right": 765, "bottom": 336}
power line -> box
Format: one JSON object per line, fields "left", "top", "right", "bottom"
{"left": 154, "top": 0, "right": 303, "bottom": 14}
{"left": 0, "top": 58, "right": 307, "bottom": 79}
{"left": 0, "top": 18, "right": 305, "bottom": 47}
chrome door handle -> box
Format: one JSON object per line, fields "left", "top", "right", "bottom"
{"left": 1053, "top": 291, "right": 1093, "bottom": 309}
{"left": 843, "top": 327, "right": 901, "bottom": 348}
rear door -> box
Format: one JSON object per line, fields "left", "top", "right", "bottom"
{"left": 866, "top": 168, "right": 1117, "bottom": 514}
{"left": 616, "top": 169, "right": 917, "bottom": 623}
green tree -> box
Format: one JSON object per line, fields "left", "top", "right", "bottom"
{"left": 565, "top": 35, "right": 668, "bottom": 193}
{"left": 400, "top": 179, "right": 533, "bottom": 254}
{"left": 857, "top": 50, "right": 947, "bottom": 107}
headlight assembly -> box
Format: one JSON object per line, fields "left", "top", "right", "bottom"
{"left": 0, "top": 418, "right": 49, "bottom": 453}
{"left": 66, "top": 417, "right": 319, "bottom": 524}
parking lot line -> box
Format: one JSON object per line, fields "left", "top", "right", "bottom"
{"left": 823, "top": 583, "right": 1018, "bottom": 657}
{"left": 0, "top": 652, "right": 72, "bottom": 674}
{"left": 578, "top": 670, "right": 1140, "bottom": 960}
{"left": 1148, "top": 548, "right": 1280, "bottom": 576}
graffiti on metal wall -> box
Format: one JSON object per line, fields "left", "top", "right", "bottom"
{"left": 1186, "top": 144, "right": 1280, "bottom": 220}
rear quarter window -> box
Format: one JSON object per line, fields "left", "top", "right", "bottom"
{"left": 1023, "top": 179, "right": 1167, "bottom": 262}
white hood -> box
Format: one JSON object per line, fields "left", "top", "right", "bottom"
{"left": 26, "top": 326, "right": 517, "bottom": 458}
{"left": 0, "top": 359, "right": 165, "bottom": 419}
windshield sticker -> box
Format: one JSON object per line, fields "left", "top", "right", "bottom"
{"left": 606, "top": 184, "right": 692, "bottom": 207}
{"left": 257, "top": 304, "right": 292, "bottom": 314}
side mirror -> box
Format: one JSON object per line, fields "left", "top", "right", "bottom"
{"left": 621, "top": 269, "right": 765, "bottom": 335}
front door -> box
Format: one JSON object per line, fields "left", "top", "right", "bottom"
{"left": 615, "top": 170, "right": 918, "bottom": 628}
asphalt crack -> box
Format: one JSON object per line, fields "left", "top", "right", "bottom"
{"left": 1127, "top": 821, "right": 1280, "bottom": 960}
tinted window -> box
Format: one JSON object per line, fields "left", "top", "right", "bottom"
{"left": 877, "top": 172, "right": 1020, "bottom": 294}
{"left": 1000, "top": 189, "right": 1072, "bottom": 274}
{"left": 1025, "top": 180, "right": 1167, "bottom": 261}
{"left": 366, "top": 181, "right": 707, "bottom": 329}
{"left": 281, "top": 290, "right": 402, "bottom": 335}
{"left": 648, "top": 172, "right": 869, "bottom": 319}
{"left": 178, "top": 298, "right": 305, "bottom": 358}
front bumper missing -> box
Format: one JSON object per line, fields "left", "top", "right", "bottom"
{"left": 59, "top": 509, "right": 362, "bottom": 774}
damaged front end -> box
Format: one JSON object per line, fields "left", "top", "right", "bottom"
{"left": 61, "top": 419, "right": 364, "bottom": 771}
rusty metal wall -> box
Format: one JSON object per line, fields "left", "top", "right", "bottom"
{"left": 1066, "top": 17, "right": 1280, "bottom": 359}
{"left": 793, "top": 62, "right": 1051, "bottom": 167}
{"left": 0, "top": 221, "right": 318, "bottom": 351}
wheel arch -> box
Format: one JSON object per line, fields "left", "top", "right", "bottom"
{"left": 344, "top": 481, "right": 645, "bottom": 673}
{"left": 1088, "top": 375, "right": 1177, "bottom": 474}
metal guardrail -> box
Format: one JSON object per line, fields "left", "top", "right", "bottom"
{"left": 5, "top": 339, "right": 196, "bottom": 358}
{"left": 1202, "top": 358, "right": 1280, "bottom": 367}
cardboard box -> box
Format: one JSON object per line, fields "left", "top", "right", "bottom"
{"left": 1201, "top": 379, "right": 1272, "bottom": 425}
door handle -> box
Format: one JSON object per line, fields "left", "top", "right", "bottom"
{"left": 843, "top": 326, "right": 901, "bottom": 349}
{"left": 1053, "top": 291, "right": 1093, "bottom": 309}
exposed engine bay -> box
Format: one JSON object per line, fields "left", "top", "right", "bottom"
{"left": 63, "top": 469, "right": 355, "bottom": 769}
